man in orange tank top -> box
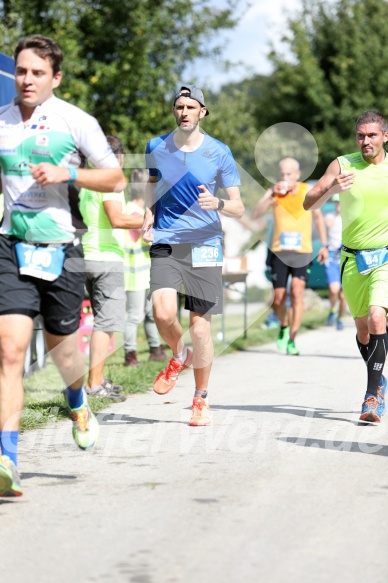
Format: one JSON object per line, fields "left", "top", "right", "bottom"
{"left": 253, "top": 157, "right": 328, "bottom": 355}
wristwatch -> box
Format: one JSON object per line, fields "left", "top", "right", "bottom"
{"left": 217, "top": 198, "right": 225, "bottom": 211}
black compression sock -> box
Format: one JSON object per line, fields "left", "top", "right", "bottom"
{"left": 356, "top": 335, "right": 368, "bottom": 363}
{"left": 367, "top": 333, "right": 388, "bottom": 396}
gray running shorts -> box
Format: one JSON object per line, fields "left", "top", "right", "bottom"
{"left": 85, "top": 260, "right": 126, "bottom": 332}
{"left": 149, "top": 243, "right": 223, "bottom": 315}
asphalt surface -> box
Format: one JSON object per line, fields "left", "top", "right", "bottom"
{"left": 2, "top": 318, "right": 388, "bottom": 583}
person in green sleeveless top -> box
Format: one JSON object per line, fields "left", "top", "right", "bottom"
{"left": 304, "top": 110, "right": 388, "bottom": 424}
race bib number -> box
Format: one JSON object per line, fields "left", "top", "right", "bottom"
{"left": 355, "top": 247, "right": 388, "bottom": 275}
{"left": 15, "top": 242, "right": 65, "bottom": 281}
{"left": 279, "top": 232, "right": 302, "bottom": 251}
{"left": 191, "top": 241, "right": 223, "bottom": 267}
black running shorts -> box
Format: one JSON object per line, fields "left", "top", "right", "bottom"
{"left": 269, "top": 251, "right": 312, "bottom": 289}
{"left": 0, "top": 235, "right": 86, "bottom": 336}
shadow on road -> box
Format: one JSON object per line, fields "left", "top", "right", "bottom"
{"left": 97, "top": 413, "right": 186, "bottom": 425}
{"left": 21, "top": 472, "right": 78, "bottom": 480}
{"left": 246, "top": 348, "right": 359, "bottom": 360}
{"left": 278, "top": 436, "right": 388, "bottom": 457}
{"left": 210, "top": 403, "right": 356, "bottom": 424}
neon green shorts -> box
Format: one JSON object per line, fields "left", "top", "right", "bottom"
{"left": 341, "top": 252, "right": 388, "bottom": 318}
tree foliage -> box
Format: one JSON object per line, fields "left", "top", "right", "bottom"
{"left": 205, "top": 79, "right": 266, "bottom": 174}
{"left": 252, "top": 0, "right": 388, "bottom": 177}
{"left": 0, "top": 0, "right": 238, "bottom": 154}
{"left": 202, "top": 78, "right": 268, "bottom": 209}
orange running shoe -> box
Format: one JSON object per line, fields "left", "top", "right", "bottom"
{"left": 153, "top": 349, "right": 193, "bottom": 395}
{"left": 189, "top": 396, "right": 212, "bottom": 426}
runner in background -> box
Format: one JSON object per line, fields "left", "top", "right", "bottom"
{"left": 324, "top": 193, "right": 347, "bottom": 330}
{"left": 252, "top": 157, "right": 328, "bottom": 355}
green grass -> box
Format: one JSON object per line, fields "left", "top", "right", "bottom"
{"left": 22, "top": 304, "right": 328, "bottom": 431}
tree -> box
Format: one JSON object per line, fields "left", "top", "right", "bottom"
{"left": 202, "top": 77, "right": 268, "bottom": 209}
{"left": 0, "top": 0, "right": 238, "bottom": 156}
{"left": 252, "top": 0, "right": 388, "bottom": 177}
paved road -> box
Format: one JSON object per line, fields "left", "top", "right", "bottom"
{"left": 2, "top": 319, "right": 388, "bottom": 583}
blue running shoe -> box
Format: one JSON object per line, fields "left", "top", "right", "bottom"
{"left": 63, "top": 388, "right": 99, "bottom": 450}
{"left": 261, "top": 319, "right": 280, "bottom": 330}
{"left": 360, "top": 384, "right": 386, "bottom": 423}
{"left": 378, "top": 375, "right": 388, "bottom": 402}
{"left": 326, "top": 312, "right": 336, "bottom": 326}
{"left": 0, "top": 455, "right": 23, "bottom": 497}
{"left": 261, "top": 311, "right": 281, "bottom": 330}
{"left": 336, "top": 319, "right": 344, "bottom": 331}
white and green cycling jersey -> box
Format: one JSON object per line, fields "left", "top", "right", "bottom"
{"left": 0, "top": 95, "right": 119, "bottom": 243}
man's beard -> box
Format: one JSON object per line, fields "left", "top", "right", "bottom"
{"left": 176, "top": 116, "right": 200, "bottom": 132}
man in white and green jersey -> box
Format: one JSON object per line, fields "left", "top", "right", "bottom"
{"left": 304, "top": 109, "right": 388, "bottom": 424}
{"left": 0, "top": 35, "right": 126, "bottom": 498}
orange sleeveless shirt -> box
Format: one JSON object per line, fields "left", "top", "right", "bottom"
{"left": 271, "top": 182, "right": 312, "bottom": 253}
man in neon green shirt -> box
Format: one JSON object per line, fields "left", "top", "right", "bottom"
{"left": 80, "top": 136, "right": 143, "bottom": 397}
{"left": 304, "top": 109, "right": 388, "bottom": 423}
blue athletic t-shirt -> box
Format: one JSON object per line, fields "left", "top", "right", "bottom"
{"left": 146, "top": 132, "right": 240, "bottom": 245}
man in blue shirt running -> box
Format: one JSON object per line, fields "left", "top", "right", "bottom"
{"left": 143, "top": 84, "right": 244, "bottom": 426}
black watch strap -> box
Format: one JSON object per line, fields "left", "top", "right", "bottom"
{"left": 217, "top": 198, "right": 225, "bottom": 211}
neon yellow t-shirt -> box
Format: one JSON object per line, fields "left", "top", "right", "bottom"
{"left": 123, "top": 201, "right": 151, "bottom": 291}
{"left": 338, "top": 152, "right": 388, "bottom": 249}
{"left": 79, "top": 189, "right": 125, "bottom": 261}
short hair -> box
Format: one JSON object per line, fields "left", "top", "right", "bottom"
{"left": 106, "top": 135, "right": 125, "bottom": 158}
{"left": 14, "top": 35, "right": 63, "bottom": 75}
{"left": 130, "top": 168, "right": 149, "bottom": 200}
{"left": 356, "top": 110, "right": 388, "bottom": 132}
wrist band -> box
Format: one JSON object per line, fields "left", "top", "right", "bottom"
{"left": 67, "top": 166, "right": 78, "bottom": 184}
